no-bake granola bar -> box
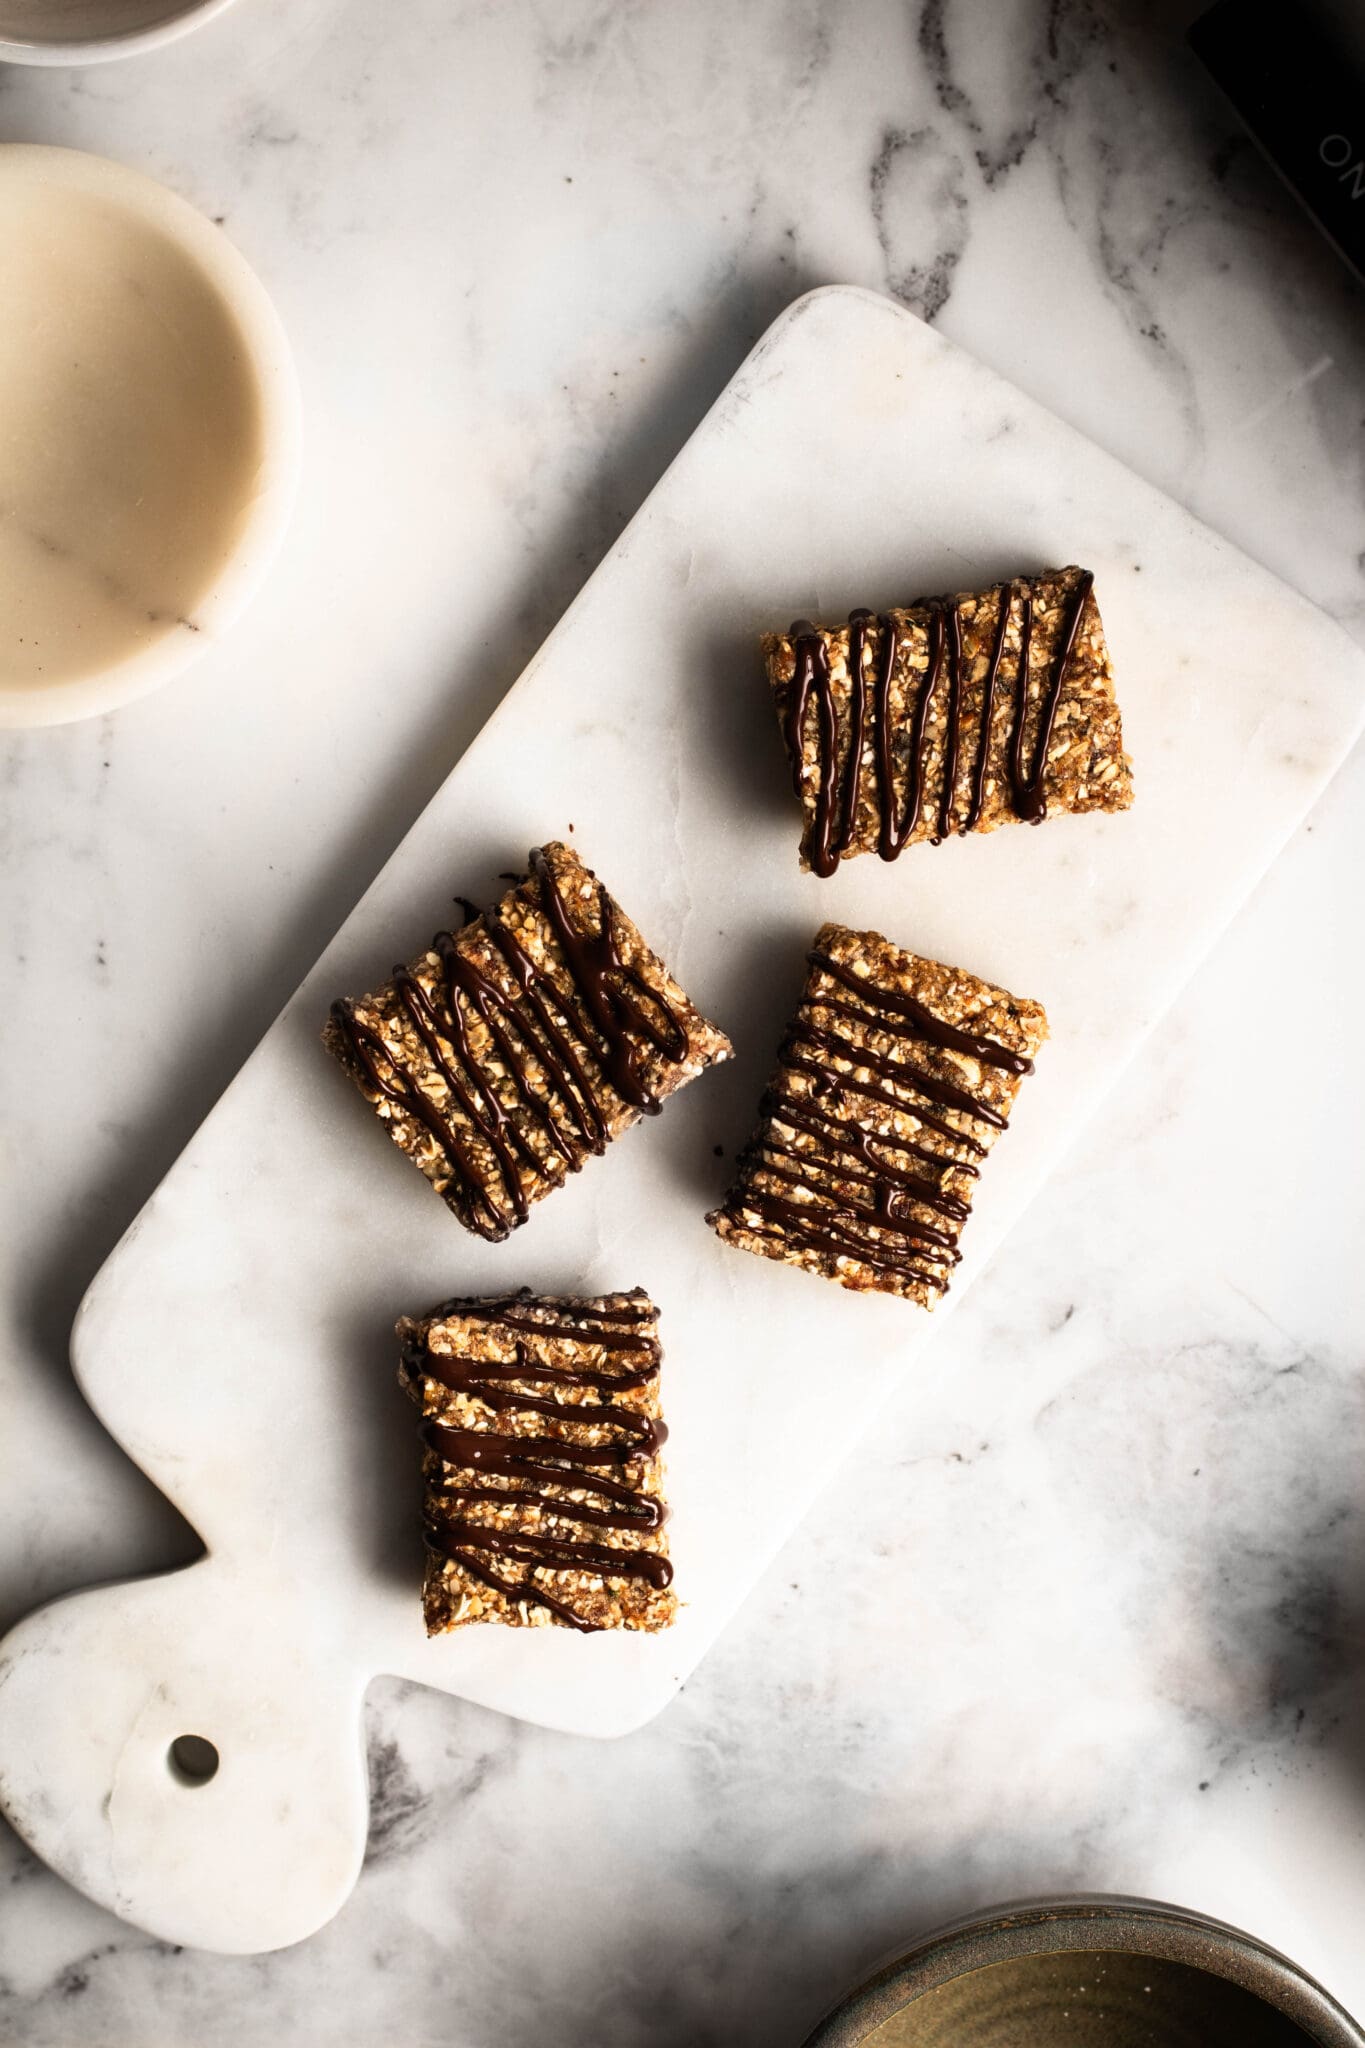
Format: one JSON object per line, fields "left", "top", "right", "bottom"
{"left": 766, "top": 565, "right": 1133, "bottom": 873}
{"left": 324, "top": 841, "right": 731, "bottom": 1239}
{"left": 707, "top": 922, "right": 1048, "bottom": 1305}
{"left": 399, "top": 1288, "right": 676, "bottom": 1633}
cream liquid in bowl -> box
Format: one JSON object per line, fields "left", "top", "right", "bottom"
{"left": 0, "top": 147, "right": 297, "bottom": 726}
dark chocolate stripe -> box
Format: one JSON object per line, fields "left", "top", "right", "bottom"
{"left": 1008, "top": 569, "right": 1094, "bottom": 822}
{"left": 871, "top": 615, "right": 903, "bottom": 860}
{"left": 807, "top": 949, "right": 1032, "bottom": 1074}
{"left": 426, "top": 1520, "right": 672, "bottom": 1589}
{"left": 422, "top": 1289, "right": 660, "bottom": 1355}
{"left": 415, "top": 1349, "right": 661, "bottom": 1403}
{"left": 786, "top": 623, "right": 841, "bottom": 878}
{"left": 933, "top": 605, "right": 965, "bottom": 844}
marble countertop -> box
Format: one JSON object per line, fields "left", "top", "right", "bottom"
{"left": 2, "top": 0, "right": 1363, "bottom": 2040}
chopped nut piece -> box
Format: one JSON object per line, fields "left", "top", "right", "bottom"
{"left": 707, "top": 922, "right": 1048, "bottom": 1305}
{"left": 766, "top": 565, "right": 1132, "bottom": 873}
{"left": 399, "top": 1288, "right": 676, "bottom": 1634}
{"left": 324, "top": 841, "right": 731, "bottom": 1238}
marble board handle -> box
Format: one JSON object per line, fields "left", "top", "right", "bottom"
{"left": 0, "top": 1561, "right": 371, "bottom": 1951}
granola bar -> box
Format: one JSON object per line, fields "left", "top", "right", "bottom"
{"left": 706, "top": 922, "right": 1048, "bottom": 1305}
{"left": 766, "top": 565, "right": 1133, "bottom": 873}
{"left": 324, "top": 841, "right": 731, "bottom": 1239}
{"left": 399, "top": 1288, "right": 676, "bottom": 1633}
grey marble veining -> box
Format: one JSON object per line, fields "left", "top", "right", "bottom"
{"left": 2, "top": 0, "right": 1364, "bottom": 2040}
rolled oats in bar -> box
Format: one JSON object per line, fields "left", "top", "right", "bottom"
{"left": 399, "top": 1288, "right": 676, "bottom": 1634}
{"left": 707, "top": 922, "right": 1048, "bottom": 1306}
{"left": 324, "top": 841, "right": 731, "bottom": 1239}
{"left": 766, "top": 565, "right": 1133, "bottom": 873}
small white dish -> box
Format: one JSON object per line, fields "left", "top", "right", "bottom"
{"left": 0, "top": 145, "right": 299, "bottom": 729}
{"left": 0, "top": 0, "right": 239, "bottom": 65}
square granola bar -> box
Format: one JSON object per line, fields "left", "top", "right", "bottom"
{"left": 399, "top": 1288, "right": 676, "bottom": 1634}
{"left": 707, "top": 922, "right": 1048, "bottom": 1305}
{"left": 324, "top": 841, "right": 731, "bottom": 1239}
{"left": 766, "top": 565, "right": 1133, "bottom": 873}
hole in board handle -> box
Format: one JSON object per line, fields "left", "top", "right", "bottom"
{"left": 168, "top": 1734, "right": 219, "bottom": 1786}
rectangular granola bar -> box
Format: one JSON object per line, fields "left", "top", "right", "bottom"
{"left": 766, "top": 565, "right": 1133, "bottom": 873}
{"left": 324, "top": 841, "right": 731, "bottom": 1239}
{"left": 399, "top": 1288, "right": 676, "bottom": 1634}
{"left": 707, "top": 922, "right": 1048, "bottom": 1305}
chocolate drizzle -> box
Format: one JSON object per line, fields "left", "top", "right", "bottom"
{"left": 835, "top": 610, "right": 872, "bottom": 862}
{"left": 530, "top": 847, "right": 687, "bottom": 1111}
{"left": 786, "top": 623, "right": 840, "bottom": 878}
{"left": 781, "top": 570, "right": 1095, "bottom": 866}
{"left": 806, "top": 950, "right": 1033, "bottom": 1076}
{"left": 871, "top": 614, "right": 903, "bottom": 860}
{"left": 730, "top": 949, "right": 1031, "bottom": 1296}
{"left": 1007, "top": 570, "right": 1094, "bottom": 823}
{"left": 409, "top": 1295, "right": 671, "bottom": 1633}
{"left": 330, "top": 851, "right": 690, "bottom": 1240}
{"left": 933, "top": 606, "right": 964, "bottom": 844}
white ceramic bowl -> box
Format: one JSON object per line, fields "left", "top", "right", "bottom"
{"left": 0, "top": 0, "right": 238, "bottom": 65}
{"left": 0, "top": 146, "right": 299, "bottom": 729}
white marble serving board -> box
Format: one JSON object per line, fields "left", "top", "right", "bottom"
{"left": 1, "top": 285, "right": 1361, "bottom": 1957}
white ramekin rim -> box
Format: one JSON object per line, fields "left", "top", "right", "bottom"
{"left": 0, "top": 0, "right": 239, "bottom": 66}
